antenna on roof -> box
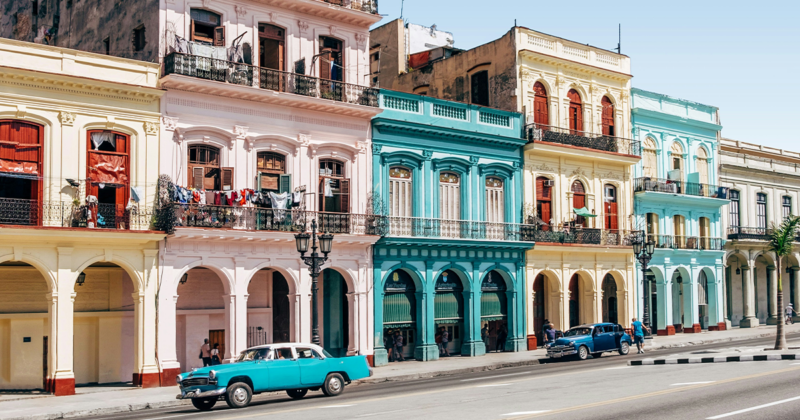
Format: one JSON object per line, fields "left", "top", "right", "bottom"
{"left": 614, "top": 24, "right": 621, "bottom": 54}
{"left": 401, "top": 0, "right": 405, "bottom": 19}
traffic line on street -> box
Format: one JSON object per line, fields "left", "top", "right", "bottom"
{"left": 502, "top": 411, "right": 550, "bottom": 416}
{"left": 460, "top": 371, "right": 532, "bottom": 382}
{"left": 476, "top": 383, "right": 510, "bottom": 388}
{"left": 629, "top": 353, "right": 800, "bottom": 365}
{"left": 706, "top": 395, "right": 800, "bottom": 419}
{"left": 670, "top": 381, "right": 715, "bottom": 386}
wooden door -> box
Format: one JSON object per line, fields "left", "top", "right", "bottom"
{"left": 536, "top": 177, "right": 552, "bottom": 229}
{"left": 569, "top": 275, "right": 580, "bottom": 328}
{"left": 533, "top": 275, "right": 545, "bottom": 342}
{"left": 533, "top": 82, "right": 549, "bottom": 126}
{"left": 604, "top": 202, "right": 618, "bottom": 230}
{"left": 601, "top": 96, "right": 614, "bottom": 136}
{"left": 571, "top": 181, "right": 586, "bottom": 226}
{"left": 87, "top": 131, "right": 130, "bottom": 229}
{"left": 568, "top": 89, "right": 583, "bottom": 132}
{"left": 209, "top": 330, "right": 225, "bottom": 360}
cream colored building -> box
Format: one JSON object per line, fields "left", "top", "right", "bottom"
{"left": 0, "top": 39, "right": 164, "bottom": 395}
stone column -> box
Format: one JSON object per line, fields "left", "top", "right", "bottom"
{"left": 222, "top": 294, "right": 237, "bottom": 363}
{"left": 656, "top": 279, "right": 674, "bottom": 335}
{"left": 767, "top": 266, "right": 779, "bottom": 325}
{"left": 233, "top": 294, "right": 249, "bottom": 358}
{"left": 346, "top": 292, "right": 358, "bottom": 356}
{"left": 287, "top": 293, "right": 302, "bottom": 342}
{"left": 792, "top": 267, "right": 800, "bottom": 322}
{"left": 740, "top": 265, "right": 759, "bottom": 328}
{"left": 372, "top": 266, "right": 387, "bottom": 366}
{"left": 51, "top": 248, "right": 76, "bottom": 396}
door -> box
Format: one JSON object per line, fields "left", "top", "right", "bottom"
{"left": 536, "top": 177, "right": 552, "bottom": 230}
{"left": 87, "top": 130, "right": 130, "bottom": 229}
{"left": 533, "top": 275, "right": 545, "bottom": 343}
{"left": 267, "top": 348, "right": 301, "bottom": 390}
{"left": 272, "top": 272, "right": 291, "bottom": 343}
{"left": 43, "top": 336, "right": 48, "bottom": 389}
{"left": 533, "top": 82, "right": 549, "bottom": 127}
{"left": 569, "top": 275, "right": 580, "bottom": 328}
{"left": 296, "top": 347, "right": 327, "bottom": 386}
{"left": 592, "top": 326, "right": 615, "bottom": 351}
{"left": 208, "top": 330, "right": 225, "bottom": 361}
{"left": 322, "top": 269, "right": 349, "bottom": 357}
{"left": 259, "top": 24, "right": 285, "bottom": 91}
{"left": 601, "top": 96, "right": 615, "bottom": 136}
{"left": 571, "top": 181, "right": 586, "bottom": 226}
{"left": 567, "top": 89, "right": 583, "bottom": 133}
{"left": 604, "top": 184, "right": 618, "bottom": 230}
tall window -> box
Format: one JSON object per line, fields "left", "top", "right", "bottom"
{"left": 604, "top": 184, "right": 618, "bottom": 230}
{"left": 257, "top": 152, "right": 288, "bottom": 193}
{"left": 188, "top": 145, "right": 230, "bottom": 190}
{"left": 470, "top": 70, "right": 489, "bottom": 106}
{"left": 729, "top": 190, "right": 740, "bottom": 229}
{"left": 696, "top": 146, "right": 710, "bottom": 185}
{"left": 259, "top": 24, "right": 285, "bottom": 70}
{"left": 601, "top": 96, "right": 615, "bottom": 136}
{"left": 783, "top": 196, "right": 792, "bottom": 220}
{"left": 536, "top": 176, "right": 552, "bottom": 227}
{"left": 673, "top": 215, "right": 686, "bottom": 247}
{"left": 646, "top": 213, "right": 659, "bottom": 236}
{"left": 389, "top": 166, "right": 412, "bottom": 217}
{"left": 699, "top": 217, "right": 710, "bottom": 249}
{"left": 87, "top": 130, "right": 131, "bottom": 229}
{"left": 485, "top": 177, "right": 504, "bottom": 223}
{"left": 643, "top": 137, "right": 658, "bottom": 179}
{"left": 567, "top": 89, "right": 583, "bottom": 133}
{"left": 319, "top": 159, "right": 348, "bottom": 213}
{"left": 756, "top": 193, "right": 767, "bottom": 229}
{"left": 190, "top": 9, "right": 224, "bottom": 46}
{"left": 0, "top": 120, "right": 42, "bottom": 225}
{"left": 319, "top": 36, "right": 343, "bottom": 81}
{"left": 571, "top": 180, "right": 587, "bottom": 226}
{"left": 533, "top": 82, "right": 548, "bottom": 126}
{"left": 439, "top": 172, "right": 461, "bottom": 220}
{"left": 670, "top": 142, "right": 684, "bottom": 181}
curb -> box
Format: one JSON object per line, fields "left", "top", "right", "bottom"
{"left": 358, "top": 358, "right": 543, "bottom": 385}
{"left": 628, "top": 353, "right": 800, "bottom": 366}
{"left": 5, "top": 400, "right": 191, "bottom": 420}
{"left": 644, "top": 331, "right": 792, "bottom": 351}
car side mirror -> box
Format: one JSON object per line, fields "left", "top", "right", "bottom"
{"left": 291, "top": 358, "right": 297, "bottom": 361}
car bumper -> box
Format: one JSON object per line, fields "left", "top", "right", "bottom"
{"left": 547, "top": 348, "right": 577, "bottom": 358}
{"left": 176, "top": 388, "right": 226, "bottom": 399}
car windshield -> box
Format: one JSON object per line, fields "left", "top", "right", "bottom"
{"left": 321, "top": 348, "right": 334, "bottom": 358}
{"left": 565, "top": 327, "right": 592, "bottom": 337}
{"left": 237, "top": 347, "right": 271, "bottom": 362}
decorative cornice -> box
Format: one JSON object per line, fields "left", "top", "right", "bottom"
{"left": 0, "top": 67, "right": 162, "bottom": 103}
{"left": 372, "top": 120, "right": 526, "bottom": 150}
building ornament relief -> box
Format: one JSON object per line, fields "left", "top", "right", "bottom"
{"left": 59, "top": 111, "right": 76, "bottom": 126}
{"left": 144, "top": 121, "right": 159, "bottom": 135}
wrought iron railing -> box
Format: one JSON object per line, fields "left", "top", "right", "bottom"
{"left": 520, "top": 226, "right": 641, "bottom": 246}
{"left": 0, "top": 198, "right": 158, "bottom": 230}
{"left": 163, "top": 53, "right": 379, "bottom": 107}
{"left": 634, "top": 177, "right": 728, "bottom": 199}
{"left": 526, "top": 122, "right": 641, "bottom": 156}
{"left": 646, "top": 234, "right": 724, "bottom": 250}
{"left": 383, "top": 216, "right": 527, "bottom": 241}
{"left": 727, "top": 226, "right": 772, "bottom": 241}
{"left": 320, "top": 0, "right": 379, "bottom": 14}
{"left": 167, "top": 203, "right": 384, "bottom": 235}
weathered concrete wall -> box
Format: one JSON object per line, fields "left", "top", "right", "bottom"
{"left": 0, "top": 0, "right": 159, "bottom": 62}
{"left": 369, "top": 18, "right": 405, "bottom": 89}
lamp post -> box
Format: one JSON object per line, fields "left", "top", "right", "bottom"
{"left": 294, "top": 219, "right": 334, "bottom": 346}
{"left": 633, "top": 237, "right": 656, "bottom": 336}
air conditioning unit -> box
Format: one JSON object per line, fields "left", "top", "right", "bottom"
{"left": 544, "top": 180, "right": 555, "bottom": 187}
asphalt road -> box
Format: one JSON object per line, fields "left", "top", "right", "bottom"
{"left": 85, "top": 334, "right": 800, "bottom": 420}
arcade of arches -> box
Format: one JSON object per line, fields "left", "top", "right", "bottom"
{"left": 724, "top": 252, "right": 800, "bottom": 328}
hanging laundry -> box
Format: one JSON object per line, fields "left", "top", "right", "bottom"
{"left": 269, "top": 192, "right": 289, "bottom": 222}
{"left": 324, "top": 179, "right": 334, "bottom": 197}
{"left": 293, "top": 192, "right": 302, "bottom": 204}
{"left": 205, "top": 191, "right": 215, "bottom": 205}
{"left": 130, "top": 186, "right": 143, "bottom": 203}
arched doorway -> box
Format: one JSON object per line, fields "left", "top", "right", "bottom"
{"left": 698, "top": 270, "right": 710, "bottom": 329}
{"left": 175, "top": 267, "right": 229, "bottom": 370}
{"left": 382, "top": 270, "right": 417, "bottom": 360}
{"left": 532, "top": 274, "right": 546, "bottom": 343}
{"left": 533, "top": 82, "right": 549, "bottom": 126}
{"left": 569, "top": 274, "right": 580, "bottom": 328}
{"left": 321, "top": 268, "right": 349, "bottom": 357}
{"left": 435, "top": 269, "right": 465, "bottom": 355}
{"left": 272, "top": 272, "right": 290, "bottom": 343}
{"left": 602, "top": 274, "right": 618, "bottom": 324}
{"left": 567, "top": 89, "right": 583, "bottom": 133}
{"left": 245, "top": 269, "right": 291, "bottom": 347}
{"left": 480, "top": 270, "right": 508, "bottom": 352}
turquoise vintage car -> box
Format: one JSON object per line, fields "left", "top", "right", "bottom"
{"left": 545, "top": 323, "right": 632, "bottom": 360}
{"left": 177, "top": 343, "right": 373, "bottom": 411}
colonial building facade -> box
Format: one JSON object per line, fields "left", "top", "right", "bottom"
{"left": 371, "top": 91, "right": 530, "bottom": 365}
{"left": 0, "top": 39, "right": 164, "bottom": 394}
{"left": 155, "top": 0, "right": 383, "bottom": 383}
{"left": 720, "top": 139, "right": 800, "bottom": 327}
{"left": 631, "top": 89, "right": 728, "bottom": 335}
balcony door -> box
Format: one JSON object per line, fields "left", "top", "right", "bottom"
{"left": 673, "top": 215, "right": 686, "bottom": 248}
{"left": 601, "top": 96, "right": 615, "bottom": 136}
{"left": 533, "top": 82, "right": 549, "bottom": 126}
{"left": 699, "top": 217, "right": 710, "bottom": 249}
{"left": 189, "top": 145, "right": 222, "bottom": 190}
{"left": 567, "top": 89, "right": 583, "bottom": 133}
{"left": 439, "top": 172, "right": 461, "bottom": 221}
{"left": 318, "top": 159, "right": 349, "bottom": 213}
{"left": 756, "top": 193, "right": 767, "bottom": 229}
{"left": 87, "top": 130, "right": 130, "bottom": 229}
{"left": 319, "top": 36, "right": 343, "bottom": 81}
{"left": 571, "top": 180, "right": 586, "bottom": 226}
{"left": 259, "top": 24, "right": 285, "bottom": 91}
{"left": 190, "top": 9, "right": 224, "bottom": 46}
{"left": 603, "top": 184, "right": 618, "bottom": 230}
{"left": 257, "top": 151, "right": 289, "bottom": 195}
{"left": 485, "top": 177, "right": 504, "bottom": 223}
{"left": 0, "top": 120, "right": 42, "bottom": 226}
{"left": 536, "top": 177, "right": 552, "bottom": 229}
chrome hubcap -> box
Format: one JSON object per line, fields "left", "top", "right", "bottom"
{"left": 233, "top": 388, "right": 247, "bottom": 403}
{"left": 621, "top": 343, "right": 628, "bottom": 353}
{"left": 580, "top": 348, "right": 587, "bottom": 358}
{"left": 329, "top": 378, "right": 341, "bottom": 393}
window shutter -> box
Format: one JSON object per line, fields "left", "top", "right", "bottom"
{"left": 320, "top": 47, "right": 332, "bottom": 79}
{"left": 318, "top": 179, "right": 325, "bottom": 211}
{"left": 222, "top": 167, "right": 234, "bottom": 191}
{"left": 279, "top": 174, "right": 292, "bottom": 194}
{"left": 192, "top": 167, "right": 204, "bottom": 189}
{"left": 340, "top": 179, "right": 350, "bottom": 213}
{"left": 214, "top": 26, "right": 225, "bottom": 47}
{"left": 190, "top": 19, "right": 196, "bottom": 41}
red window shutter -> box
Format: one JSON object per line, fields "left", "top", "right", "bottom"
{"left": 540, "top": 202, "right": 551, "bottom": 225}
{"left": 568, "top": 89, "right": 583, "bottom": 132}
{"left": 602, "top": 96, "right": 614, "bottom": 136}
{"left": 221, "top": 167, "right": 234, "bottom": 191}
{"left": 572, "top": 193, "right": 585, "bottom": 209}
{"left": 213, "top": 26, "right": 225, "bottom": 47}
{"left": 536, "top": 177, "right": 551, "bottom": 200}
{"left": 533, "top": 82, "right": 549, "bottom": 126}
{"left": 605, "top": 202, "right": 618, "bottom": 229}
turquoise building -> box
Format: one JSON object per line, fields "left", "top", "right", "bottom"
{"left": 371, "top": 91, "right": 532, "bottom": 365}
{"left": 631, "top": 88, "right": 728, "bottom": 335}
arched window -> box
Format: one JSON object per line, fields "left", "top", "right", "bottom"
{"left": 190, "top": 9, "right": 224, "bottom": 46}
{"left": 670, "top": 141, "right": 684, "bottom": 181}
{"left": 439, "top": 172, "right": 461, "bottom": 221}
{"left": 536, "top": 176, "right": 552, "bottom": 227}
{"left": 604, "top": 184, "right": 618, "bottom": 230}
{"left": 485, "top": 177, "right": 504, "bottom": 223}
{"left": 696, "top": 146, "right": 709, "bottom": 185}
{"left": 188, "top": 144, "right": 229, "bottom": 190}
{"left": 389, "top": 166, "right": 412, "bottom": 217}
{"left": 257, "top": 151, "right": 288, "bottom": 193}
{"left": 567, "top": 89, "right": 583, "bottom": 133}
{"left": 319, "top": 159, "right": 348, "bottom": 213}
{"left": 0, "top": 120, "right": 43, "bottom": 225}
{"left": 601, "top": 96, "right": 615, "bottom": 136}
{"left": 533, "top": 82, "right": 549, "bottom": 126}
{"left": 571, "top": 180, "right": 587, "bottom": 226}
{"left": 643, "top": 137, "right": 658, "bottom": 179}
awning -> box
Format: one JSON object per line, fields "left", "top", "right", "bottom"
{"left": 434, "top": 318, "right": 461, "bottom": 324}
{"left": 0, "top": 159, "right": 38, "bottom": 177}
{"left": 481, "top": 291, "right": 507, "bottom": 318}
{"left": 435, "top": 291, "right": 463, "bottom": 321}
{"left": 573, "top": 207, "right": 597, "bottom": 217}
{"left": 480, "top": 315, "right": 506, "bottom": 321}
{"left": 384, "top": 323, "right": 415, "bottom": 329}
{"left": 383, "top": 292, "right": 415, "bottom": 325}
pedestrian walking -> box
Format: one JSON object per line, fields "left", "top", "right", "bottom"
{"left": 496, "top": 323, "right": 507, "bottom": 352}
{"left": 481, "top": 324, "right": 490, "bottom": 352}
{"left": 440, "top": 327, "right": 451, "bottom": 357}
{"left": 394, "top": 331, "right": 405, "bottom": 362}
{"left": 200, "top": 338, "right": 212, "bottom": 367}
{"left": 543, "top": 319, "right": 555, "bottom": 345}
{"left": 631, "top": 317, "right": 649, "bottom": 354}
{"left": 385, "top": 329, "right": 394, "bottom": 362}
{"left": 435, "top": 328, "right": 443, "bottom": 356}
{"left": 786, "top": 303, "right": 796, "bottom": 325}
{"left": 211, "top": 343, "right": 221, "bottom": 365}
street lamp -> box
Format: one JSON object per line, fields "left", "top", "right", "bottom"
{"left": 633, "top": 237, "right": 656, "bottom": 336}
{"left": 295, "top": 219, "right": 333, "bottom": 346}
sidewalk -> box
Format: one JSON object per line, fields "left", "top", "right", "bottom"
{"left": 3, "top": 324, "right": 799, "bottom": 420}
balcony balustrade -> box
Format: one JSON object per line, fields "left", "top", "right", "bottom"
{"left": 727, "top": 226, "right": 773, "bottom": 241}
{"left": 647, "top": 234, "right": 724, "bottom": 251}
{"left": 320, "top": 0, "right": 379, "bottom": 13}
{"left": 634, "top": 177, "right": 728, "bottom": 199}
{"left": 163, "top": 52, "right": 379, "bottom": 107}
{"left": 383, "top": 216, "right": 527, "bottom": 241}
{"left": 526, "top": 123, "right": 641, "bottom": 156}
{"left": 520, "top": 225, "right": 641, "bottom": 246}
{"left": 0, "top": 197, "right": 158, "bottom": 231}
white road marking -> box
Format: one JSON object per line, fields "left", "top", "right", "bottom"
{"left": 706, "top": 395, "right": 800, "bottom": 419}
{"left": 502, "top": 411, "right": 551, "bottom": 416}
{"left": 670, "top": 381, "right": 715, "bottom": 386}
{"left": 460, "top": 371, "right": 532, "bottom": 382}
{"left": 476, "top": 383, "right": 510, "bottom": 388}
{"left": 791, "top": 362, "right": 800, "bottom": 365}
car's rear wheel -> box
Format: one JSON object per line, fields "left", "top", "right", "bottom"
{"left": 225, "top": 382, "right": 253, "bottom": 409}
{"left": 191, "top": 398, "right": 217, "bottom": 411}
{"left": 322, "top": 373, "right": 345, "bottom": 397}
{"left": 577, "top": 345, "right": 589, "bottom": 360}
{"left": 619, "top": 341, "right": 630, "bottom": 356}
{"left": 287, "top": 388, "right": 308, "bottom": 399}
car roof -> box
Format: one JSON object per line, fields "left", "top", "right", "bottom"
{"left": 243, "top": 343, "right": 326, "bottom": 352}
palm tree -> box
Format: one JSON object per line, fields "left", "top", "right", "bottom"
{"left": 767, "top": 215, "right": 800, "bottom": 350}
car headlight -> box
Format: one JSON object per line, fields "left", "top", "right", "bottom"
{"left": 208, "top": 370, "right": 216, "bottom": 380}
{"left": 566, "top": 341, "right": 575, "bottom": 347}
{"left": 176, "top": 375, "right": 182, "bottom": 385}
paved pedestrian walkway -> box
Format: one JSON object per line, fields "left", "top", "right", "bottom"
{"left": 2, "top": 324, "right": 799, "bottom": 420}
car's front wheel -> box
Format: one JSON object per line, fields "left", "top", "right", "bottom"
{"left": 577, "top": 345, "right": 589, "bottom": 360}
{"left": 225, "top": 382, "right": 253, "bottom": 409}
{"left": 287, "top": 388, "right": 308, "bottom": 399}
{"left": 191, "top": 398, "right": 217, "bottom": 411}
{"left": 619, "top": 341, "right": 630, "bottom": 356}
{"left": 322, "top": 373, "right": 345, "bottom": 397}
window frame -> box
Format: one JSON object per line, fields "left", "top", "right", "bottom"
{"left": 756, "top": 193, "right": 767, "bottom": 229}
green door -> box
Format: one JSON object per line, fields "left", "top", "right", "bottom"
{"left": 323, "top": 269, "right": 348, "bottom": 357}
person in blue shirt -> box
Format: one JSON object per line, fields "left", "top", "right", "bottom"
{"left": 631, "top": 318, "right": 650, "bottom": 354}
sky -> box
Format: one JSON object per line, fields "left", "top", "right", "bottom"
{"left": 371, "top": 0, "right": 800, "bottom": 150}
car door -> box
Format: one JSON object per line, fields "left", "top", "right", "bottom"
{"left": 266, "top": 346, "right": 301, "bottom": 390}
{"left": 614, "top": 324, "right": 625, "bottom": 347}
{"left": 296, "top": 347, "right": 328, "bottom": 386}
{"left": 250, "top": 348, "right": 273, "bottom": 392}
{"left": 592, "top": 326, "right": 615, "bottom": 351}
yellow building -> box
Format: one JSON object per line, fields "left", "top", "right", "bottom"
{"left": 0, "top": 39, "right": 164, "bottom": 394}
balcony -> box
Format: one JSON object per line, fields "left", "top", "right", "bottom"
{"left": 727, "top": 227, "right": 772, "bottom": 242}
{"left": 520, "top": 226, "right": 641, "bottom": 246}
{"left": 320, "top": 0, "right": 378, "bottom": 14}
{"left": 162, "top": 53, "right": 379, "bottom": 111}
{"left": 0, "top": 198, "right": 159, "bottom": 231}
{"left": 165, "top": 203, "right": 383, "bottom": 236}
{"left": 648, "top": 234, "right": 725, "bottom": 251}
{"left": 634, "top": 178, "right": 728, "bottom": 199}
{"left": 383, "top": 217, "right": 528, "bottom": 241}
{"left": 526, "top": 123, "right": 641, "bottom": 157}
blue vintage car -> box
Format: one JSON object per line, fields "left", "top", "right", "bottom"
{"left": 545, "top": 323, "right": 631, "bottom": 360}
{"left": 177, "top": 343, "right": 373, "bottom": 411}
